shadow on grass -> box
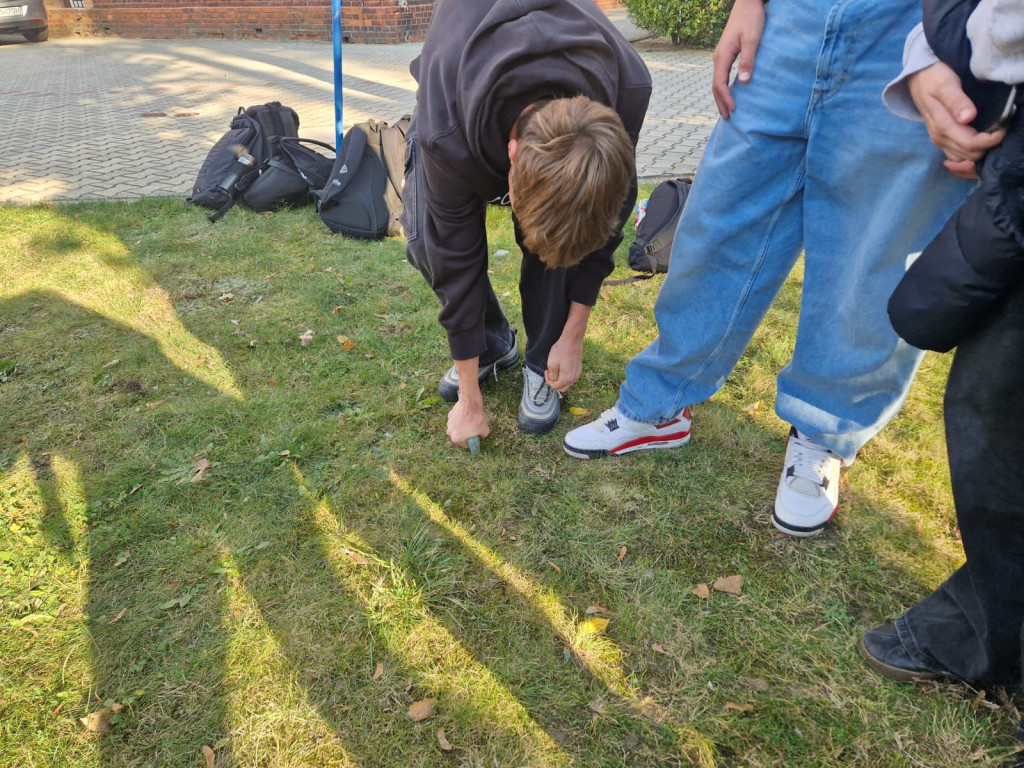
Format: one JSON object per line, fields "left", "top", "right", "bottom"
{"left": 1, "top": 204, "right": 1017, "bottom": 767}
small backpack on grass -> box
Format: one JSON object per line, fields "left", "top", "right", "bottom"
{"left": 189, "top": 101, "right": 300, "bottom": 222}
{"left": 627, "top": 176, "right": 692, "bottom": 273}
{"left": 316, "top": 116, "right": 410, "bottom": 240}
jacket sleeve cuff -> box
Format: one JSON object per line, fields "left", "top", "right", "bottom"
{"left": 882, "top": 24, "right": 938, "bottom": 121}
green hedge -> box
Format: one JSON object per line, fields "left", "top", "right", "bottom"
{"left": 623, "top": 0, "right": 733, "bottom": 47}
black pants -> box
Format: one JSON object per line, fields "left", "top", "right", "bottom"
{"left": 401, "top": 124, "right": 635, "bottom": 373}
{"left": 898, "top": 284, "right": 1024, "bottom": 689}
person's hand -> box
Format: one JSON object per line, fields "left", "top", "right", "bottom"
{"left": 446, "top": 398, "right": 490, "bottom": 449}
{"left": 712, "top": 0, "right": 766, "bottom": 120}
{"left": 908, "top": 61, "right": 1006, "bottom": 179}
{"left": 544, "top": 335, "right": 583, "bottom": 394}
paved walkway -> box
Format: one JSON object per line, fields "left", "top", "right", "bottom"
{"left": 0, "top": 12, "right": 717, "bottom": 204}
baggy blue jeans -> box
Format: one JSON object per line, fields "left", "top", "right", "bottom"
{"left": 616, "top": 0, "right": 974, "bottom": 462}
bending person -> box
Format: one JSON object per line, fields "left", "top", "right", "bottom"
{"left": 401, "top": 0, "right": 651, "bottom": 447}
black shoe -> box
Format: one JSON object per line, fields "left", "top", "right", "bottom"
{"left": 858, "top": 623, "right": 949, "bottom": 683}
{"left": 437, "top": 330, "right": 519, "bottom": 402}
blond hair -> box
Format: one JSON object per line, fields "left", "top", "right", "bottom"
{"left": 512, "top": 96, "right": 635, "bottom": 268}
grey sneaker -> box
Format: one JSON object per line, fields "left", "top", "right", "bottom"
{"left": 437, "top": 331, "right": 519, "bottom": 402}
{"left": 517, "top": 367, "right": 561, "bottom": 434}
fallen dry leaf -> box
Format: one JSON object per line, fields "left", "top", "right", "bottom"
{"left": 218, "top": 292, "right": 233, "bottom": 302}
{"left": 588, "top": 698, "right": 606, "bottom": 714}
{"left": 332, "top": 306, "right": 343, "bottom": 315}
{"left": 371, "top": 661, "right": 384, "bottom": 681}
{"left": 617, "top": 546, "right": 627, "bottom": 563}
{"left": 129, "top": 484, "right": 142, "bottom": 495}
{"left": 725, "top": 702, "right": 754, "bottom": 713}
{"left": 651, "top": 642, "right": 669, "bottom": 655}
{"left": 189, "top": 458, "right": 212, "bottom": 484}
{"left": 337, "top": 335, "right": 357, "bottom": 351}
{"left": 586, "top": 602, "right": 609, "bottom": 615}
{"left": 299, "top": 329, "right": 315, "bottom": 347}
{"left": 202, "top": 744, "right": 216, "bottom": 768}
{"left": 692, "top": 583, "right": 711, "bottom": 599}
{"left": 568, "top": 406, "right": 591, "bottom": 418}
{"left": 103, "top": 358, "right": 121, "bottom": 368}
{"left": 579, "top": 617, "right": 609, "bottom": 635}
{"left": 713, "top": 575, "right": 744, "bottom": 596}
{"left": 145, "top": 399, "right": 166, "bottom": 409}
{"left": 110, "top": 702, "right": 124, "bottom": 713}
{"left": 741, "top": 400, "right": 762, "bottom": 416}
{"left": 436, "top": 727, "right": 454, "bottom": 752}
{"left": 107, "top": 607, "right": 127, "bottom": 625}
{"left": 407, "top": 698, "right": 437, "bottom": 722}
{"left": 547, "top": 561, "right": 562, "bottom": 574}
{"left": 80, "top": 709, "right": 112, "bottom": 732}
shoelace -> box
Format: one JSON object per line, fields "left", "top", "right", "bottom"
{"left": 786, "top": 436, "right": 836, "bottom": 498}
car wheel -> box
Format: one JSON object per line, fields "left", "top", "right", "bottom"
{"left": 24, "top": 27, "right": 48, "bottom": 42}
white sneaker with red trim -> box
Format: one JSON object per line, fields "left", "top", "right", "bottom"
{"left": 562, "top": 405, "right": 691, "bottom": 459}
{"left": 772, "top": 427, "right": 842, "bottom": 537}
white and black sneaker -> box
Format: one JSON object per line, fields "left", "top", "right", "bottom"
{"left": 773, "top": 427, "right": 842, "bottom": 537}
{"left": 562, "top": 404, "right": 691, "bottom": 459}
{"left": 437, "top": 331, "right": 519, "bottom": 402}
{"left": 517, "top": 367, "right": 561, "bottom": 434}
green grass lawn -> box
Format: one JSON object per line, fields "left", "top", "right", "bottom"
{"left": 1, "top": 197, "right": 1020, "bottom": 768}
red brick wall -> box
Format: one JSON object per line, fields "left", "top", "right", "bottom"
{"left": 44, "top": 0, "right": 621, "bottom": 43}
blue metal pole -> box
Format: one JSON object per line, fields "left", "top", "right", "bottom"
{"left": 332, "top": 0, "right": 344, "bottom": 149}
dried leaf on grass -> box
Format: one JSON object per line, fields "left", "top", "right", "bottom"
{"left": 547, "top": 561, "right": 562, "bottom": 574}
{"left": 80, "top": 709, "right": 112, "bottom": 732}
{"left": 616, "top": 546, "right": 627, "bottom": 563}
{"left": 299, "top": 329, "right": 314, "bottom": 347}
{"left": 371, "top": 661, "right": 384, "bottom": 681}
{"left": 692, "top": 583, "right": 711, "bottom": 599}
{"left": 336, "top": 335, "right": 356, "bottom": 351}
{"left": 202, "top": 745, "right": 216, "bottom": 768}
{"left": 588, "top": 698, "right": 606, "bottom": 714}
{"left": 407, "top": 698, "right": 437, "bottom": 722}
{"left": 586, "top": 602, "right": 609, "bottom": 615}
{"left": 741, "top": 400, "right": 762, "bottom": 416}
{"left": 189, "top": 458, "right": 212, "bottom": 485}
{"left": 569, "top": 406, "right": 590, "bottom": 417}
{"left": 713, "top": 575, "right": 744, "bottom": 595}
{"left": 436, "top": 728, "right": 454, "bottom": 752}
{"left": 107, "top": 607, "right": 127, "bottom": 625}
{"left": 651, "top": 642, "right": 669, "bottom": 655}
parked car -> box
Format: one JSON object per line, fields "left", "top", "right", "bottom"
{"left": 0, "top": 0, "right": 48, "bottom": 42}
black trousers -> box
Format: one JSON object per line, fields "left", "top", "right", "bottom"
{"left": 899, "top": 284, "right": 1024, "bottom": 689}
{"left": 402, "top": 124, "right": 634, "bottom": 373}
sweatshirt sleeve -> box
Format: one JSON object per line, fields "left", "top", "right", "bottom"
{"left": 419, "top": 145, "right": 492, "bottom": 362}
{"left": 882, "top": 24, "right": 938, "bottom": 121}
{"left": 967, "top": 0, "right": 1024, "bottom": 84}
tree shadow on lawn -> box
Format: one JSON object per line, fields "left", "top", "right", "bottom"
{"left": 1, "top": 206, "right": 1017, "bottom": 767}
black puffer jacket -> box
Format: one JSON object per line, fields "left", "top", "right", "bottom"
{"left": 888, "top": 113, "right": 1024, "bottom": 352}
{"left": 887, "top": 0, "right": 1024, "bottom": 352}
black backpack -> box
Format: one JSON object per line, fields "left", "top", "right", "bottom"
{"left": 242, "top": 137, "right": 335, "bottom": 212}
{"left": 316, "top": 116, "right": 410, "bottom": 240}
{"left": 627, "top": 176, "right": 692, "bottom": 273}
{"left": 189, "top": 101, "right": 300, "bottom": 222}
